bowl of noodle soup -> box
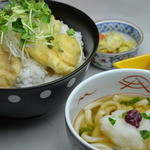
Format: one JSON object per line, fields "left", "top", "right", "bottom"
{"left": 65, "top": 69, "right": 150, "bottom": 150}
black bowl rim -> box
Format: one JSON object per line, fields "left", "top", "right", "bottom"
{"left": 95, "top": 19, "right": 144, "bottom": 56}
{"left": 0, "top": 0, "right": 99, "bottom": 91}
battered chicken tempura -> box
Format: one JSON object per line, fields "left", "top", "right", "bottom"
{"left": 0, "top": 46, "right": 21, "bottom": 88}
{"left": 26, "top": 34, "right": 82, "bottom": 74}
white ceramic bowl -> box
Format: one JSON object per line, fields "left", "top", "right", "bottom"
{"left": 92, "top": 19, "right": 144, "bottom": 70}
{"left": 65, "top": 69, "right": 150, "bottom": 150}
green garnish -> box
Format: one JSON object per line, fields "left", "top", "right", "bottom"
{"left": 120, "top": 97, "right": 142, "bottom": 106}
{"left": 121, "top": 111, "right": 128, "bottom": 118}
{"left": 12, "top": 18, "right": 26, "bottom": 33}
{"left": 112, "top": 147, "right": 119, "bottom": 150}
{"left": 40, "top": 14, "right": 51, "bottom": 23}
{"left": 0, "top": 0, "right": 52, "bottom": 49}
{"left": 21, "top": 32, "right": 35, "bottom": 41}
{"left": 48, "top": 45, "right": 53, "bottom": 49}
{"left": 31, "top": 22, "right": 38, "bottom": 28}
{"left": 46, "top": 36, "right": 54, "bottom": 42}
{"left": 58, "top": 47, "right": 64, "bottom": 52}
{"left": 141, "top": 113, "right": 150, "bottom": 120}
{"left": 139, "top": 130, "right": 150, "bottom": 140}
{"left": 2, "top": 25, "right": 8, "bottom": 34}
{"left": 29, "top": 1, "right": 51, "bottom": 23}
{"left": 79, "top": 126, "right": 94, "bottom": 136}
{"left": 108, "top": 117, "right": 116, "bottom": 126}
{"left": 66, "top": 28, "right": 75, "bottom": 36}
{"left": 45, "top": 36, "right": 54, "bottom": 49}
{"left": 146, "top": 97, "right": 150, "bottom": 104}
{"left": 1, "top": 0, "right": 51, "bottom": 25}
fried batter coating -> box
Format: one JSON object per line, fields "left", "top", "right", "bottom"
{"left": 0, "top": 46, "right": 21, "bottom": 88}
{"left": 27, "top": 33, "right": 82, "bottom": 74}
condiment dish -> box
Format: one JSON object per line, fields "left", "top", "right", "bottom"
{"left": 92, "top": 19, "right": 144, "bottom": 70}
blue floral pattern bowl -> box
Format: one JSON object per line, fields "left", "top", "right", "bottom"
{"left": 92, "top": 19, "right": 144, "bottom": 70}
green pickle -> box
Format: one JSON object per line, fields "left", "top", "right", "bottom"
{"left": 97, "top": 31, "right": 136, "bottom": 53}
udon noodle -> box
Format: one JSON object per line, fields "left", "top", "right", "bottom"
{"left": 74, "top": 94, "right": 150, "bottom": 150}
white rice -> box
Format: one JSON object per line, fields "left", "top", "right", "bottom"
{"left": 14, "top": 58, "right": 61, "bottom": 87}
{"left": 14, "top": 22, "right": 84, "bottom": 88}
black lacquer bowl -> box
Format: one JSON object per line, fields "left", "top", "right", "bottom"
{"left": 0, "top": 0, "right": 99, "bottom": 118}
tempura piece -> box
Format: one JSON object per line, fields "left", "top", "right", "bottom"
{"left": 26, "top": 33, "right": 82, "bottom": 74}
{"left": 51, "top": 15, "right": 62, "bottom": 34}
{"left": 0, "top": 46, "right": 21, "bottom": 88}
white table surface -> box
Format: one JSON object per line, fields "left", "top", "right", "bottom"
{"left": 0, "top": 0, "right": 150, "bottom": 150}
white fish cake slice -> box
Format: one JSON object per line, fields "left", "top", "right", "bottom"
{"left": 100, "top": 110, "right": 146, "bottom": 150}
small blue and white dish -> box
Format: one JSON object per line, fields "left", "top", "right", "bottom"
{"left": 92, "top": 19, "right": 144, "bottom": 70}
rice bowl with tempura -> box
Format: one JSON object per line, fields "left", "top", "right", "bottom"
{"left": 0, "top": 0, "right": 85, "bottom": 88}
